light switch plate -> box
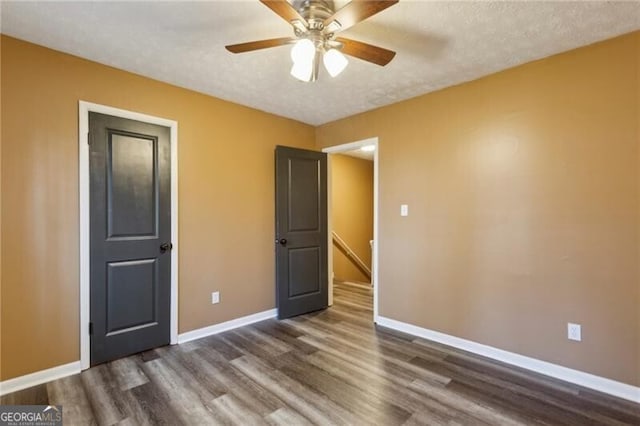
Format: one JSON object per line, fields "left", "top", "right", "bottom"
{"left": 400, "top": 204, "right": 409, "bottom": 216}
{"left": 212, "top": 291, "right": 220, "bottom": 304}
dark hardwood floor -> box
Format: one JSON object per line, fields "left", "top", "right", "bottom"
{"left": 3, "top": 281, "right": 639, "bottom": 425}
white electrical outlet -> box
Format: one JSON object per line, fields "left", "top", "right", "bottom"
{"left": 211, "top": 291, "right": 220, "bottom": 304}
{"left": 567, "top": 323, "right": 581, "bottom": 341}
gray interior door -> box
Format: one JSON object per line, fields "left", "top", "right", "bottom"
{"left": 275, "top": 146, "right": 328, "bottom": 319}
{"left": 89, "top": 112, "right": 172, "bottom": 366}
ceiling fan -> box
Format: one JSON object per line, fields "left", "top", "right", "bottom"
{"left": 225, "top": 0, "right": 398, "bottom": 82}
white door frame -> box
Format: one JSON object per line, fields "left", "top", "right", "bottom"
{"left": 322, "top": 137, "right": 379, "bottom": 322}
{"left": 78, "top": 101, "right": 179, "bottom": 370}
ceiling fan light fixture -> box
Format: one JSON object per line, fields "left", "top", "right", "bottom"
{"left": 323, "top": 48, "right": 348, "bottom": 77}
{"left": 290, "top": 38, "right": 316, "bottom": 64}
{"left": 290, "top": 59, "right": 313, "bottom": 82}
{"left": 226, "top": 1, "right": 398, "bottom": 82}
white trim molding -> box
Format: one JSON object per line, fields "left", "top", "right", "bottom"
{"left": 0, "top": 362, "right": 81, "bottom": 396}
{"left": 78, "top": 101, "right": 179, "bottom": 370}
{"left": 177, "top": 309, "right": 278, "bottom": 344}
{"left": 376, "top": 316, "right": 640, "bottom": 403}
{"left": 322, "top": 137, "right": 379, "bottom": 321}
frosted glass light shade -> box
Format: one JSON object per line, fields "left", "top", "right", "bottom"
{"left": 291, "top": 39, "right": 315, "bottom": 64}
{"left": 323, "top": 48, "right": 348, "bottom": 77}
{"left": 290, "top": 60, "right": 313, "bottom": 82}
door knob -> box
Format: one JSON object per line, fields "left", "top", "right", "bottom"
{"left": 277, "top": 238, "right": 287, "bottom": 245}
{"left": 160, "top": 242, "right": 173, "bottom": 253}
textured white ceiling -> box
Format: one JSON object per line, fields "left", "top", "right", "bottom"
{"left": 1, "top": 1, "right": 639, "bottom": 125}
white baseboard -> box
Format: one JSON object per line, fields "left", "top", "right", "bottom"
{"left": 177, "top": 308, "right": 278, "bottom": 344}
{"left": 0, "top": 361, "right": 82, "bottom": 396}
{"left": 376, "top": 316, "right": 640, "bottom": 404}
{"left": 7, "top": 312, "right": 635, "bottom": 404}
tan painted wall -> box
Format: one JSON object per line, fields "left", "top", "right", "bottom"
{"left": 317, "top": 32, "right": 640, "bottom": 386}
{"left": 637, "top": 34, "right": 640, "bottom": 386}
{"left": 331, "top": 154, "right": 373, "bottom": 283}
{"left": 0, "top": 36, "right": 315, "bottom": 380}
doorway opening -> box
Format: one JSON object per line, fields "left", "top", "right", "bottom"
{"left": 323, "top": 138, "right": 379, "bottom": 322}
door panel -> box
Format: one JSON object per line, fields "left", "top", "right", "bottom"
{"left": 288, "top": 247, "right": 320, "bottom": 297}
{"left": 275, "top": 146, "right": 328, "bottom": 319}
{"left": 90, "top": 112, "right": 171, "bottom": 366}
{"left": 288, "top": 158, "right": 320, "bottom": 231}
{"left": 108, "top": 133, "right": 157, "bottom": 238}
{"left": 106, "top": 259, "right": 158, "bottom": 335}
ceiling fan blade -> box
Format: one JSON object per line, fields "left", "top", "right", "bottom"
{"left": 336, "top": 37, "right": 396, "bottom": 66}
{"left": 324, "top": 0, "right": 398, "bottom": 33}
{"left": 260, "top": 0, "right": 307, "bottom": 28}
{"left": 225, "top": 37, "right": 297, "bottom": 54}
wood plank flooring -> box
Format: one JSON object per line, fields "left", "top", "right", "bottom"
{"left": 3, "top": 282, "right": 639, "bottom": 425}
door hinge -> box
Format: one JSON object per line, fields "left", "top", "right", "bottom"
{"left": 89, "top": 322, "right": 93, "bottom": 335}
{"left": 87, "top": 132, "right": 91, "bottom": 145}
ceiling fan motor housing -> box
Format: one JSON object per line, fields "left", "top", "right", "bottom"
{"left": 293, "top": 0, "right": 335, "bottom": 32}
